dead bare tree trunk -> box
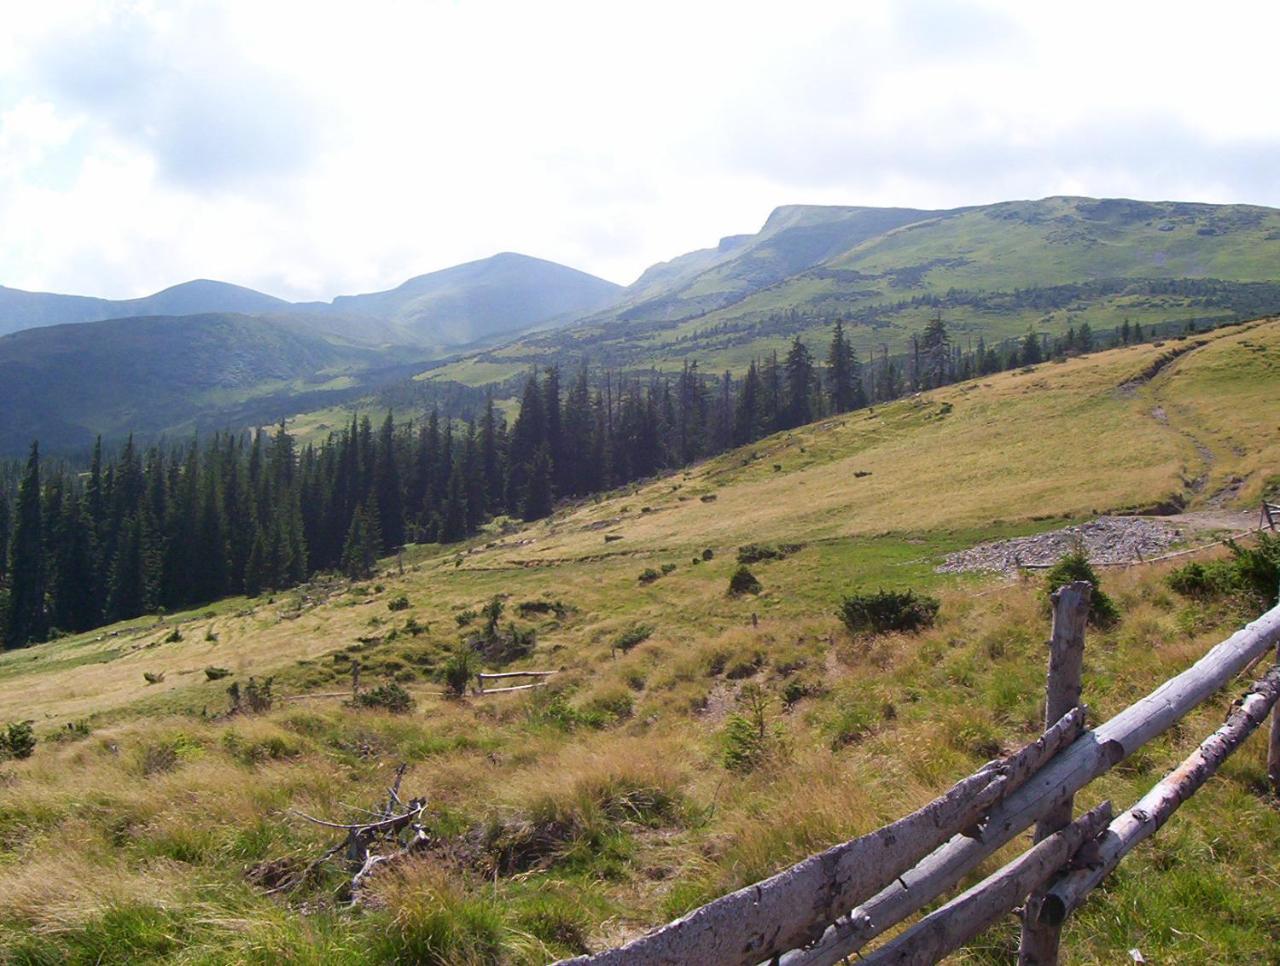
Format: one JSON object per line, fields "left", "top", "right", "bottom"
{"left": 1019, "top": 581, "right": 1090, "bottom": 965}
{"left": 1039, "top": 663, "right": 1280, "bottom": 927}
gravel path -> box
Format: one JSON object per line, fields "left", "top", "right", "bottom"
{"left": 937, "top": 516, "right": 1190, "bottom": 574}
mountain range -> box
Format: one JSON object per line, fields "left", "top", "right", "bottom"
{"left": 5, "top": 195, "right": 1280, "bottom": 455}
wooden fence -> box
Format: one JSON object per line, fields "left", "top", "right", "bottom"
{"left": 561, "top": 583, "right": 1280, "bottom": 966}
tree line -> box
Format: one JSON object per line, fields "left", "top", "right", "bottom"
{"left": 0, "top": 315, "right": 1223, "bottom": 648}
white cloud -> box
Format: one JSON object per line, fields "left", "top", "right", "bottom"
{"left": 0, "top": 0, "right": 1277, "bottom": 302}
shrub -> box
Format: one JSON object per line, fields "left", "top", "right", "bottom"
{"left": 355, "top": 681, "right": 416, "bottom": 714}
{"left": 443, "top": 647, "right": 476, "bottom": 697}
{"left": 728, "top": 566, "right": 762, "bottom": 596}
{"left": 143, "top": 671, "right": 166, "bottom": 685}
{"left": 1167, "top": 534, "right": 1280, "bottom": 609}
{"left": 163, "top": 627, "right": 182, "bottom": 643}
{"left": 720, "top": 685, "right": 775, "bottom": 772}
{"left": 387, "top": 595, "right": 411, "bottom": 612}
{"left": 204, "top": 628, "right": 219, "bottom": 642}
{"left": 661, "top": 563, "right": 677, "bottom": 575}
{"left": 516, "top": 599, "right": 569, "bottom": 619}
{"left": 403, "top": 616, "right": 426, "bottom": 636}
{"left": 455, "top": 609, "right": 477, "bottom": 627}
{"left": 638, "top": 568, "right": 661, "bottom": 584}
{"left": 0, "top": 721, "right": 36, "bottom": 760}
{"left": 230, "top": 676, "right": 274, "bottom": 714}
{"left": 583, "top": 686, "right": 634, "bottom": 721}
{"left": 837, "top": 588, "right": 940, "bottom": 635}
{"left": 204, "top": 666, "right": 231, "bottom": 681}
{"left": 702, "top": 548, "right": 715, "bottom": 561}
{"left": 737, "top": 543, "right": 804, "bottom": 564}
{"left": 613, "top": 624, "right": 653, "bottom": 653}
{"left": 1043, "top": 552, "right": 1120, "bottom": 626}
{"left": 54, "top": 720, "right": 92, "bottom": 742}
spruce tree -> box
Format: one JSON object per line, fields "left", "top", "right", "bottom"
{"left": 826, "top": 321, "right": 857, "bottom": 412}
{"left": 373, "top": 411, "right": 404, "bottom": 551}
{"left": 4, "top": 443, "right": 47, "bottom": 647}
{"left": 50, "top": 491, "right": 98, "bottom": 633}
{"left": 439, "top": 462, "right": 469, "bottom": 543}
{"left": 521, "top": 444, "right": 554, "bottom": 522}
{"left": 1020, "top": 329, "right": 1043, "bottom": 365}
{"left": 340, "top": 506, "right": 377, "bottom": 579}
{"left": 782, "top": 337, "right": 815, "bottom": 429}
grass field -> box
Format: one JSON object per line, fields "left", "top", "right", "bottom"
{"left": 0, "top": 321, "right": 1277, "bottom": 963}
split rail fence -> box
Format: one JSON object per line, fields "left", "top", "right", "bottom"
{"left": 563, "top": 582, "right": 1280, "bottom": 965}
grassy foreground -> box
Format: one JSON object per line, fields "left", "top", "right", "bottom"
{"left": 0, "top": 322, "right": 1278, "bottom": 963}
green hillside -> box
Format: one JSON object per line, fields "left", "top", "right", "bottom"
{"left": 426, "top": 196, "right": 1280, "bottom": 384}
{"left": 0, "top": 322, "right": 1277, "bottom": 962}
{"left": 0, "top": 314, "right": 416, "bottom": 453}
{"left": 319, "top": 252, "right": 623, "bottom": 349}
{"left": 0, "top": 279, "right": 290, "bottom": 337}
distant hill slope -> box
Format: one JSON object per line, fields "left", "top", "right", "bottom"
{"left": 0, "top": 313, "right": 411, "bottom": 453}
{"left": 0, "top": 254, "right": 623, "bottom": 350}
{"left": 0, "top": 279, "right": 289, "bottom": 336}
{"left": 313, "top": 252, "right": 624, "bottom": 347}
{"left": 427, "top": 196, "right": 1280, "bottom": 383}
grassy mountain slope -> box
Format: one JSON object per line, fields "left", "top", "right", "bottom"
{"left": 1, "top": 321, "right": 1277, "bottom": 962}
{"left": 0, "top": 313, "right": 408, "bottom": 453}
{"left": 0, "top": 279, "right": 289, "bottom": 337}
{"left": 313, "top": 252, "right": 623, "bottom": 348}
{"left": 426, "top": 196, "right": 1280, "bottom": 384}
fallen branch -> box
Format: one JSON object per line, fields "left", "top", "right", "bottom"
{"left": 284, "top": 763, "right": 430, "bottom": 903}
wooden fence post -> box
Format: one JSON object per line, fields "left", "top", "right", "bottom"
{"left": 1270, "top": 641, "right": 1280, "bottom": 799}
{"left": 1018, "top": 580, "right": 1092, "bottom": 965}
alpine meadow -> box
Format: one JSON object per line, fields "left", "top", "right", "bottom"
{"left": 3, "top": 3, "right": 1280, "bottom": 965}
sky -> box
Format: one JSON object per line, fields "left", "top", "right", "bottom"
{"left": 1, "top": 0, "right": 1277, "bottom": 301}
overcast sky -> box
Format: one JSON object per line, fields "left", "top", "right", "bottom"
{"left": 2, "top": 0, "right": 1277, "bottom": 301}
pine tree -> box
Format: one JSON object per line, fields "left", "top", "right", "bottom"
{"left": 782, "top": 337, "right": 815, "bottom": 429}
{"left": 439, "top": 461, "right": 469, "bottom": 543}
{"left": 920, "top": 316, "right": 950, "bottom": 389}
{"left": 734, "top": 361, "right": 762, "bottom": 445}
{"left": 340, "top": 505, "right": 377, "bottom": 579}
{"left": 521, "top": 444, "right": 554, "bottom": 521}
{"left": 373, "top": 411, "right": 404, "bottom": 551}
{"left": 1020, "top": 329, "right": 1043, "bottom": 365}
{"left": 49, "top": 491, "right": 98, "bottom": 633}
{"left": 826, "top": 321, "right": 857, "bottom": 413}
{"left": 3, "top": 443, "right": 46, "bottom": 647}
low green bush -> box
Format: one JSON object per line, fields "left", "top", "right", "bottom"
{"left": 0, "top": 721, "right": 36, "bottom": 760}
{"left": 354, "top": 681, "right": 415, "bottom": 714}
{"left": 1043, "top": 552, "right": 1120, "bottom": 626}
{"left": 837, "top": 588, "right": 940, "bottom": 635}
{"left": 613, "top": 624, "right": 653, "bottom": 653}
{"left": 728, "top": 565, "right": 762, "bottom": 596}
{"left": 387, "top": 595, "right": 411, "bottom": 612}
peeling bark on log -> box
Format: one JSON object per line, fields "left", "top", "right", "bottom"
{"left": 558, "top": 709, "right": 1084, "bottom": 966}
{"left": 1039, "top": 664, "right": 1280, "bottom": 927}
{"left": 1269, "top": 645, "right": 1280, "bottom": 799}
{"left": 860, "top": 803, "right": 1113, "bottom": 966}
{"left": 780, "top": 603, "right": 1280, "bottom": 966}
{"left": 1019, "top": 581, "right": 1090, "bottom": 966}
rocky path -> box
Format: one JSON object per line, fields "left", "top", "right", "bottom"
{"left": 937, "top": 511, "right": 1258, "bottom": 575}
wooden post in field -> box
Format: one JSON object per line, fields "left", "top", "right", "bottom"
{"left": 1270, "top": 641, "right": 1280, "bottom": 799}
{"left": 1018, "top": 580, "right": 1091, "bottom": 966}
{"left": 351, "top": 659, "right": 361, "bottom": 698}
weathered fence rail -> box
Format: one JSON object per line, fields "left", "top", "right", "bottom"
{"left": 476, "top": 669, "right": 557, "bottom": 695}
{"left": 561, "top": 587, "right": 1280, "bottom": 966}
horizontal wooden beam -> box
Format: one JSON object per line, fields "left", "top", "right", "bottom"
{"left": 477, "top": 670, "right": 557, "bottom": 680}
{"left": 860, "top": 803, "right": 1113, "bottom": 966}
{"left": 558, "top": 708, "right": 1085, "bottom": 966}
{"left": 1039, "top": 663, "right": 1280, "bottom": 927}
{"left": 781, "top": 602, "right": 1280, "bottom": 965}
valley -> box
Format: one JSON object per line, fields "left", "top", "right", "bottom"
{"left": 0, "top": 321, "right": 1277, "bottom": 962}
